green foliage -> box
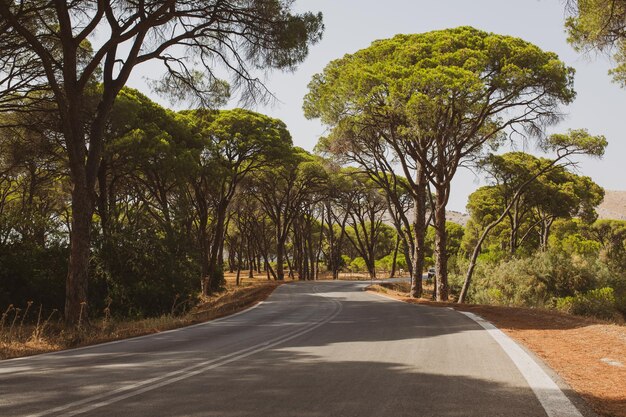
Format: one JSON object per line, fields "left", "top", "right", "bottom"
{"left": 349, "top": 257, "right": 367, "bottom": 273}
{"left": 544, "top": 129, "right": 607, "bottom": 158}
{"left": 0, "top": 243, "right": 67, "bottom": 311}
{"left": 93, "top": 228, "right": 200, "bottom": 318}
{"left": 566, "top": 0, "right": 626, "bottom": 86}
{"left": 556, "top": 287, "right": 617, "bottom": 320}
{"left": 376, "top": 253, "right": 407, "bottom": 273}
{"left": 340, "top": 255, "right": 352, "bottom": 270}
{"left": 425, "top": 222, "right": 466, "bottom": 258}
{"left": 558, "top": 233, "right": 601, "bottom": 257}
{"left": 465, "top": 151, "right": 605, "bottom": 256}
{"left": 468, "top": 249, "right": 605, "bottom": 307}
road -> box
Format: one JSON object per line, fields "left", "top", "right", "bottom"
{"left": 0, "top": 281, "right": 595, "bottom": 417}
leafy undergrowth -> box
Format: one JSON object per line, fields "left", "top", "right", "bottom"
{"left": 0, "top": 280, "right": 281, "bottom": 361}
{"left": 367, "top": 283, "right": 626, "bottom": 417}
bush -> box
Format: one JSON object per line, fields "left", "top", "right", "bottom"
{"left": 93, "top": 228, "right": 200, "bottom": 318}
{"left": 375, "top": 253, "right": 407, "bottom": 275}
{"left": 0, "top": 243, "right": 67, "bottom": 312}
{"left": 469, "top": 256, "right": 550, "bottom": 307}
{"left": 556, "top": 287, "right": 618, "bottom": 321}
{"left": 349, "top": 257, "right": 367, "bottom": 273}
{"left": 339, "top": 255, "right": 351, "bottom": 271}
{"left": 467, "top": 249, "right": 610, "bottom": 307}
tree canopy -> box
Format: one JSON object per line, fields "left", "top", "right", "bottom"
{"left": 304, "top": 26, "right": 576, "bottom": 300}
{"left": 566, "top": 0, "right": 626, "bottom": 86}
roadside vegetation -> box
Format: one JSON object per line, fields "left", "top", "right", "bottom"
{"left": 0, "top": 276, "right": 278, "bottom": 360}
{"left": 0, "top": 1, "right": 625, "bottom": 361}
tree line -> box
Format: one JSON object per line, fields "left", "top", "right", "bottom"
{"left": 1, "top": 1, "right": 625, "bottom": 322}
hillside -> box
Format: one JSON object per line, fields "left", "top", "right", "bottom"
{"left": 598, "top": 190, "right": 626, "bottom": 221}
{"left": 447, "top": 210, "right": 470, "bottom": 226}
{"left": 445, "top": 190, "right": 626, "bottom": 226}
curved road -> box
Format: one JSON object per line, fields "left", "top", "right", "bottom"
{"left": 0, "top": 281, "right": 595, "bottom": 417}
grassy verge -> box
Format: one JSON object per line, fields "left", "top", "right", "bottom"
{"left": 0, "top": 280, "right": 281, "bottom": 361}
{"left": 366, "top": 282, "right": 626, "bottom": 417}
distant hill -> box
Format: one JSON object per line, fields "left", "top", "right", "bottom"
{"left": 597, "top": 190, "right": 626, "bottom": 221}
{"left": 445, "top": 190, "right": 626, "bottom": 226}
{"left": 405, "top": 191, "right": 625, "bottom": 228}
{"left": 447, "top": 210, "right": 470, "bottom": 226}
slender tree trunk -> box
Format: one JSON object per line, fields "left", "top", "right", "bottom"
{"left": 433, "top": 187, "right": 449, "bottom": 301}
{"left": 205, "top": 202, "right": 228, "bottom": 294}
{"left": 459, "top": 220, "right": 500, "bottom": 303}
{"left": 403, "top": 245, "right": 413, "bottom": 278}
{"left": 247, "top": 245, "right": 254, "bottom": 278}
{"left": 390, "top": 234, "right": 400, "bottom": 278}
{"left": 314, "top": 213, "right": 324, "bottom": 281}
{"left": 410, "top": 168, "right": 427, "bottom": 298}
{"left": 308, "top": 226, "right": 316, "bottom": 281}
{"left": 285, "top": 254, "right": 295, "bottom": 280}
{"left": 97, "top": 160, "right": 109, "bottom": 238}
{"left": 228, "top": 248, "right": 235, "bottom": 273}
{"left": 276, "top": 228, "right": 286, "bottom": 281}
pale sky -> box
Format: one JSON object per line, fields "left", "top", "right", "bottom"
{"left": 128, "top": 0, "right": 626, "bottom": 212}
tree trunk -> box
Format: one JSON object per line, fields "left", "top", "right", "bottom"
{"left": 410, "top": 169, "right": 427, "bottom": 298}
{"left": 65, "top": 182, "right": 93, "bottom": 324}
{"left": 286, "top": 254, "right": 295, "bottom": 280}
{"left": 276, "top": 233, "right": 286, "bottom": 281}
{"left": 433, "top": 188, "right": 448, "bottom": 301}
{"left": 390, "top": 234, "right": 400, "bottom": 278}
{"left": 205, "top": 202, "right": 228, "bottom": 295}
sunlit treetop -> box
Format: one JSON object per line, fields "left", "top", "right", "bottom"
{"left": 304, "top": 26, "right": 576, "bottom": 153}
{"left": 566, "top": 0, "right": 626, "bottom": 87}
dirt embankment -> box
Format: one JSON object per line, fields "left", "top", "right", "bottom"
{"left": 368, "top": 282, "right": 626, "bottom": 417}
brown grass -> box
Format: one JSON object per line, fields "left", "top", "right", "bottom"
{"left": 367, "top": 283, "right": 626, "bottom": 417}
{"left": 0, "top": 276, "right": 280, "bottom": 361}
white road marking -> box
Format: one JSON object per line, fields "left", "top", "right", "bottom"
{"left": 26, "top": 288, "right": 342, "bottom": 417}
{"left": 460, "top": 311, "right": 584, "bottom": 417}
{"left": 600, "top": 357, "right": 624, "bottom": 367}
{"left": 366, "top": 290, "right": 585, "bottom": 417}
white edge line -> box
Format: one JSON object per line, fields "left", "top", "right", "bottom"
{"left": 366, "top": 290, "right": 584, "bottom": 417}
{"left": 2, "top": 285, "right": 282, "bottom": 363}
{"left": 459, "top": 311, "right": 583, "bottom": 417}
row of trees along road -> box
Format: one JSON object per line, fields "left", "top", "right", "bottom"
{"left": 0, "top": 0, "right": 323, "bottom": 323}
{"left": 1, "top": 1, "right": 620, "bottom": 320}
{"left": 1, "top": 86, "right": 417, "bottom": 317}
{"left": 303, "top": 26, "right": 608, "bottom": 301}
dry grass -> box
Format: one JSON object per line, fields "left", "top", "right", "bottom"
{"left": 367, "top": 283, "right": 626, "bottom": 417}
{"left": 0, "top": 276, "right": 280, "bottom": 361}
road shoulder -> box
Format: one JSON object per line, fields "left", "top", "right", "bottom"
{"left": 366, "top": 284, "right": 625, "bottom": 417}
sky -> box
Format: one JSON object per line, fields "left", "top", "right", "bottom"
{"left": 129, "top": 0, "right": 626, "bottom": 212}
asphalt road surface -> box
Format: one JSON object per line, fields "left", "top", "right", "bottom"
{"left": 0, "top": 281, "right": 596, "bottom": 417}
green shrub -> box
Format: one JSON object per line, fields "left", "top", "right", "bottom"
{"left": 0, "top": 242, "right": 67, "bottom": 312}
{"left": 339, "top": 255, "right": 351, "bottom": 271}
{"left": 555, "top": 287, "right": 617, "bottom": 320}
{"left": 349, "top": 257, "right": 367, "bottom": 273}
